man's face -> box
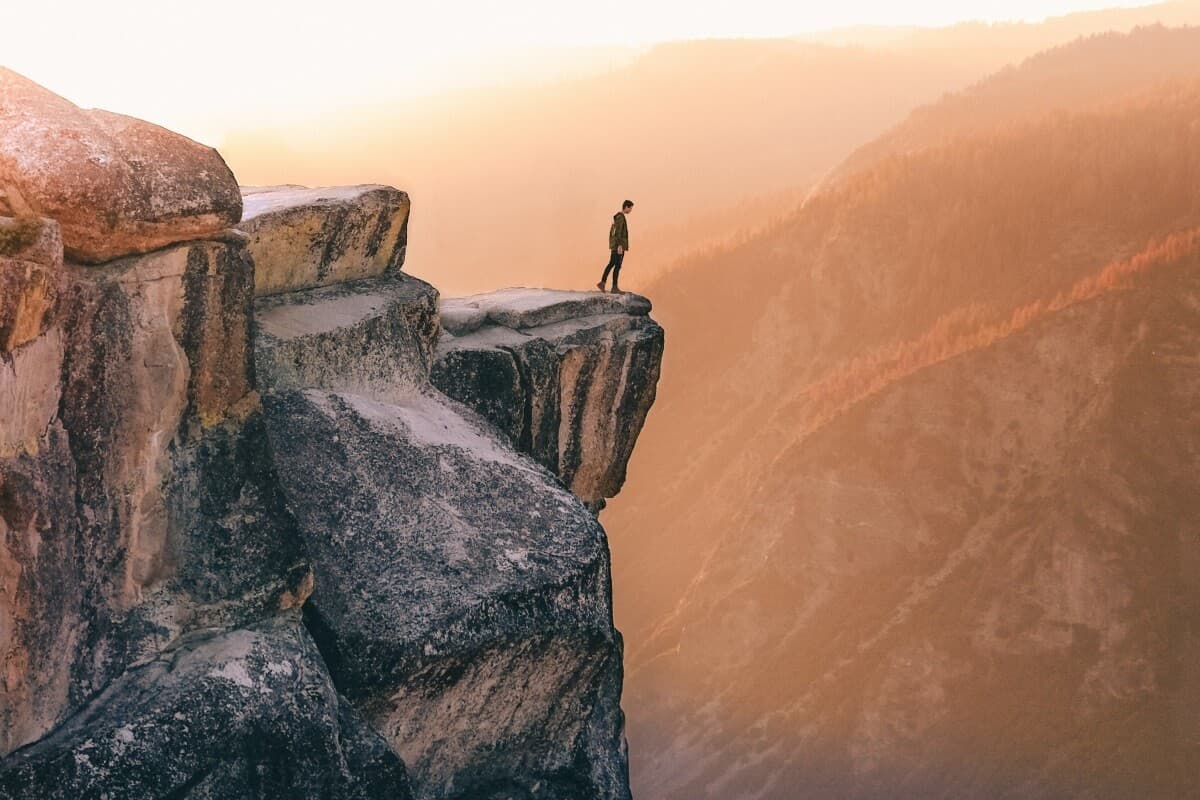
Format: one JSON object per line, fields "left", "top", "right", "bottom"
{"left": 624, "top": 205, "right": 634, "bottom": 215}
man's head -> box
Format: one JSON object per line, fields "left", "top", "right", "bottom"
{"left": 622, "top": 200, "right": 634, "bottom": 214}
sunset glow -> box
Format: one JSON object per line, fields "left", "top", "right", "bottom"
{"left": 5, "top": 0, "right": 1161, "bottom": 143}
{"left": 4, "top": 1, "right": 1200, "bottom": 797}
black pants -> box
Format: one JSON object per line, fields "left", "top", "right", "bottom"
{"left": 600, "top": 249, "right": 625, "bottom": 288}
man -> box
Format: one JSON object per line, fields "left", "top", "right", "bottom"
{"left": 597, "top": 200, "right": 634, "bottom": 293}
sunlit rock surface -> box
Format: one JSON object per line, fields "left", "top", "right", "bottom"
{"left": 0, "top": 235, "right": 308, "bottom": 757}
{"left": 0, "top": 69, "right": 241, "bottom": 263}
{"left": 433, "top": 290, "right": 663, "bottom": 510}
{"left": 239, "top": 184, "right": 410, "bottom": 296}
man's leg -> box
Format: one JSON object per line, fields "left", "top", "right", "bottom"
{"left": 598, "top": 250, "right": 620, "bottom": 290}
{"left": 610, "top": 251, "right": 625, "bottom": 293}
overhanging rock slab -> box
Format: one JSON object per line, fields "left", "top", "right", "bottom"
{"left": 240, "top": 184, "right": 410, "bottom": 296}
{"left": 433, "top": 289, "right": 664, "bottom": 511}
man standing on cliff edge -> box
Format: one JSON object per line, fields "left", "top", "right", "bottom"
{"left": 597, "top": 200, "right": 634, "bottom": 294}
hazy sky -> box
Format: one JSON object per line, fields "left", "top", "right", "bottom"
{"left": 4, "top": 0, "right": 1161, "bottom": 143}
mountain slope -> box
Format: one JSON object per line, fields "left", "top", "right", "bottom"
{"left": 830, "top": 24, "right": 1200, "bottom": 185}
{"left": 634, "top": 236, "right": 1200, "bottom": 799}
{"left": 606, "top": 79, "right": 1200, "bottom": 799}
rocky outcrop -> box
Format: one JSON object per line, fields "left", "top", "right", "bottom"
{"left": 433, "top": 290, "right": 663, "bottom": 510}
{"left": 240, "top": 185, "right": 410, "bottom": 296}
{"left": 0, "top": 68, "right": 663, "bottom": 800}
{"left": 251, "top": 279, "right": 648, "bottom": 798}
{"left": 268, "top": 389, "right": 627, "bottom": 800}
{"left": 253, "top": 273, "right": 438, "bottom": 396}
{"left": 0, "top": 69, "right": 241, "bottom": 263}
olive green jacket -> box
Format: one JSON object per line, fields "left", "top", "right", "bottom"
{"left": 609, "top": 212, "right": 629, "bottom": 251}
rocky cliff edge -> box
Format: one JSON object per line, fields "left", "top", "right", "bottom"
{"left": 0, "top": 70, "right": 663, "bottom": 800}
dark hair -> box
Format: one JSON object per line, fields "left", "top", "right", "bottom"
{"left": 622, "top": 200, "right": 634, "bottom": 209}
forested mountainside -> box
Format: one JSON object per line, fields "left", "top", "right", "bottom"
{"left": 607, "top": 64, "right": 1200, "bottom": 799}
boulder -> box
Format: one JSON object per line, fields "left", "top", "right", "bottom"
{"left": 239, "top": 185, "right": 410, "bottom": 296}
{"left": 0, "top": 217, "right": 62, "bottom": 353}
{"left": 0, "top": 618, "right": 413, "bottom": 799}
{"left": 0, "top": 68, "right": 241, "bottom": 264}
{"left": 433, "top": 290, "right": 664, "bottom": 510}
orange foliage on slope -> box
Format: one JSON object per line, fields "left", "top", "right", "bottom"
{"left": 794, "top": 226, "right": 1200, "bottom": 432}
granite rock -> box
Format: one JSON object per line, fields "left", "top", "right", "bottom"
{"left": 0, "top": 69, "right": 241, "bottom": 263}
{"left": 433, "top": 290, "right": 664, "bottom": 510}
{"left": 239, "top": 185, "right": 410, "bottom": 296}
{"left": 264, "top": 388, "right": 630, "bottom": 800}
{"left": 0, "top": 237, "right": 308, "bottom": 755}
{"left": 0, "top": 216, "right": 62, "bottom": 353}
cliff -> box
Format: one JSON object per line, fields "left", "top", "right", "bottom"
{"left": 0, "top": 70, "right": 662, "bottom": 799}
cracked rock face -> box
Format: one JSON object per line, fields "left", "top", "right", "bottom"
{"left": 0, "top": 69, "right": 241, "bottom": 264}
{"left": 0, "top": 618, "right": 412, "bottom": 800}
{"left": 253, "top": 273, "right": 439, "bottom": 397}
{"left": 240, "top": 185, "right": 410, "bottom": 296}
{"left": 433, "top": 290, "right": 664, "bottom": 510}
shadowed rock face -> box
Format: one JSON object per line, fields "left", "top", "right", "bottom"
{"left": 240, "top": 184, "right": 410, "bottom": 296}
{"left": 0, "top": 618, "right": 412, "bottom": 800}
{"left": 433, "top": 290, "right": 664, "bottom": 511}
{"left": 0, "top": 69, "right": 241, "bottom": 263}
{"left": 267, "top": 389, "right": 627, "bottom": 800}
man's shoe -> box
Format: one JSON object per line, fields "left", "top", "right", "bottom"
{"left": 610, "top": 287, "right": 623, "bottom": 294}
{"left": 596, "top": 281, "right": 606, "bottom": 292}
